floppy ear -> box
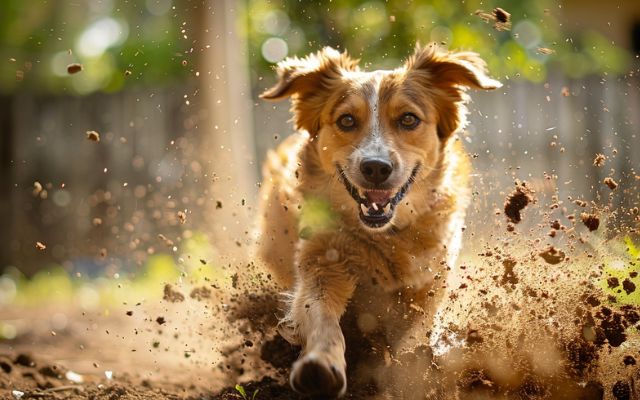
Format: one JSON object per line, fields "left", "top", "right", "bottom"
{"left": 405, "top": 43, "right": 501, "bottom": 138}
{"left": 260, "top": 47, "right": 359, "bottom": 133}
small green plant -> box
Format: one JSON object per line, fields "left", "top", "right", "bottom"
{"left": 234, "top": 384, "right": 259, "bottom": 400}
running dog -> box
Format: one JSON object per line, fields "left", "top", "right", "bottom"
{"left": 258, "top": 43, "right": 501, "bottom": 397}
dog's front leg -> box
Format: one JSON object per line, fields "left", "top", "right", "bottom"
{"left": 283, "top": 245, "right": 356, "bottom": 398}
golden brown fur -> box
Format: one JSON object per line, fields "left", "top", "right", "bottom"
{"left": 257, "top": 43, "right": 501, "bottom": 398}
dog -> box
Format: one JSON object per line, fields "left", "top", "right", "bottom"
{"left": 257, "top": 43, "right": 501, "bottom": 398}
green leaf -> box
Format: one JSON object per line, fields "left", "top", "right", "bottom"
{"left": 235, "top": 384, "right": 248, "bottom": 400}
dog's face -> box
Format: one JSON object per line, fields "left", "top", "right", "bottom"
{"left": 262, "top": 44, "right": 501, "bottom": 231}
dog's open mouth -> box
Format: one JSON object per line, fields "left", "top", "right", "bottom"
{"left": 337, "top": 164, "right": 420, "bottom": 228}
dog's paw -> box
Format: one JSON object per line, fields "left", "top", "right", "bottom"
{"left": 290, "top": 352, "right": 346, "bottom": 398}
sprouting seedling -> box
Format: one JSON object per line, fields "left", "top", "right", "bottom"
{"left": 234, "top": 384, "right": 259, "bottom": 400}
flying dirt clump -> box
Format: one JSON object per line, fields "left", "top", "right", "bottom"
{"left": 475, "top": 7, "right": 512, "bottom": 31}
{"left": 604, "top": 177, "right": 618, "bottom": 190}
{"left": 539, "top": 245, "right": 565, "bottom": 264}
{"left": 504, "top": 182, "right": 535, "bottom": 224}
{"left": 593, "top": 153, "right": 606, "bottom": 167}
{"left": 162, "top": 284, "right": 185, "bottom": 303}
{"left": 581, "top": 212, "right": 600, "bottom": 231}
{"left": 190, "top": 286, "right": 212, "bottom": 300}
{"left": 67, "top": 63, "right": 83, "bottom": 74}
{"left": 85, "top": 130, "right": 100, "bottom": 142}
{"left": 622, "top": 279, "right": 636, "bottom": 295}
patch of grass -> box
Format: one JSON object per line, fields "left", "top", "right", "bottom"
{"left": 235, "top": 384, "right": 259, "bottom": 400}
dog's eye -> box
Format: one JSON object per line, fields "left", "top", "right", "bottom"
{"left": 336, "top": 114, "right": 357, "bottom": 131}
{"left": 398, "top": 113, "right": 420, "bottom": 130}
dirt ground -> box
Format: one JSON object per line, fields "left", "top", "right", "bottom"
{"left": 0, "top": 292, "right": 304, "bottom": 400}
{"left": 2, "top": 269, "right": 639, "bottom": 400}
{"left": 2, "top": 197, "right": 640, "bottom": 399}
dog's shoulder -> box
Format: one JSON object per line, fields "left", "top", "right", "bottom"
{"left": 262, "top": 132, "right": 308, "bottom": 196}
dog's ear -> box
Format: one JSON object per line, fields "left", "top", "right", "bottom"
{"left": 405, "top": 43, "right": 501, "bottom": 138}
{"left": 406, "top": 43, "right": 502, "bottom": 90}
{"left": 260, "top": 47, "right": 359, "bottom": 133}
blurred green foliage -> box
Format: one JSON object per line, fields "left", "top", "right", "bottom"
{"left": 0, "top": 0, "right": 632, "bottom": 95}
{"left": 0, "top": 230, "right": 230, "bottom": 339}
{"left": 245, "top": 0, "right": 632, "bottom": 83}
{"left": 0, "top": 0, "right": 189, "bottom": 95}
{"left": 600, "top": 237, "right": 640, "bottom": 306}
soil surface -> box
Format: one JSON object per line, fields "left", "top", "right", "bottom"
{"left": 0, "top": 298, "right": 303, "bottom": 400}
{"left": 2, "top": 207, "right": 640, "bottom": 399}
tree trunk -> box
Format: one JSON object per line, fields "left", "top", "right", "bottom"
{"left": 0, "top": 95, "right": 13, "bottom": 272}
{"left": 192, "top": 0, "right": 257, "bottom": 264}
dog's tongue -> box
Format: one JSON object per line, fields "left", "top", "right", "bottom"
{"left": 365, "top": 190, "right": 392, "bottom": 205}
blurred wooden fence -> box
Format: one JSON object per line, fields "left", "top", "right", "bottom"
{"left": 1, "top": 74, "right": 639, "bottom": 274}
{"left": 0, "top": 87, "right": 201, "bottom": 275}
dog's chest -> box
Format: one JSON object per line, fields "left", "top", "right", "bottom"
{"left": 353, "top": 229, "right": 448, "bottom": 292}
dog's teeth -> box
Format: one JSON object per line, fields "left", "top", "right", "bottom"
{"left": 360, "top": 203, "right": 368, "bottom": 215}
{"left": 371, "top": 202, "right": 379, "bottom": 211}
{"left": 383, "top": 203, "right": 391, "bottom": 213}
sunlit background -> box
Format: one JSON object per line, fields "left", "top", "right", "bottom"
{"left": 0, "top": 0, "right": 639, "bottom": 335}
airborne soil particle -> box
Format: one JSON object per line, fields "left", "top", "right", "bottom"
{"left": 163, "top": 284, "right": 185, "bottom": 303}
{"left": 622, "top": 278, "right": 636, "bottom": 295}
{"left": 539, "top": 246, "right": 565, "bottom": 264}
{"left": 475, "top": 7, "right": 511, "bottom": 31}
{"left": 85, "top": 130, "right": 100, "bottom": 142}
{"left": 504, "top": 182, "right": 535, "bottom": 224}
{"left": 537, "top": 47, "right": 556, "bottom": 55}
{"left": 190, "top": 286, "right": 212, "bottom": 300}
{"left": 604, "top": 177, "right": 618, "bottom": 190}
{"left": 493, "top": 7, "right": 510, "bottom": 23}
{"left": 67, "top": 63, "right": 83, "bottom": 74}
{"left": 593, "top": 153, "right": 606, "bottom": 167}
{"left": 581, "top": 212, "right": 600, "bottom": 231}
{"left": 596, "top": 307, "right": 627, "bottom": 347}
{"left": 500, "top": 258, "right": 519, "bottom": 287}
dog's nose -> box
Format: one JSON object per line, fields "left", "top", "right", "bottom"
{"left": 360, "top": 158, "right": 393, "bottom": 184}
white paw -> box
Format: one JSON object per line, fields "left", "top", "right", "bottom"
{"left": 290, "top": 351, "right": 347, "bottom": 398}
